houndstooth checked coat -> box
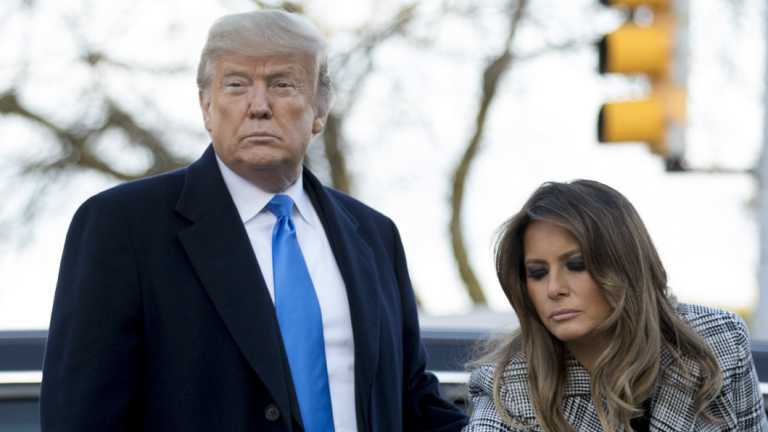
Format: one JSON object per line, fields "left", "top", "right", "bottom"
{"left": 464, "top": 304, "right": 768, "bottom": 431}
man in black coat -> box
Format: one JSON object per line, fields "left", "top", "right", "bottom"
{"left": 40, "top": 9, "right": 467, "bottom": 432}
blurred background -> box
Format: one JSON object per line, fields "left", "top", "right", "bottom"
{"left": 0, "top": 0, "right": 764, "bottom": 338}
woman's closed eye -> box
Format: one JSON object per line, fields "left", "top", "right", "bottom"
{"left": 565, "top": 257, "right": 586, "bottom": 272}
{"left": 526, "top": 266, "right": 548, "bottom": 280}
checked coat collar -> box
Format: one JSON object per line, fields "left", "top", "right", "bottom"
{"left": 466, "top": 303, "right": 767, "bottom": 431}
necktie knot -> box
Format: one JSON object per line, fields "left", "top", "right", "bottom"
{"left": 267, "top": 194, "right": 294, "bottom": 220}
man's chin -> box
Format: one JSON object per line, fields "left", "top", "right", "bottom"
{"left": 232, "top": 160, "right": 301, "bottom": 191}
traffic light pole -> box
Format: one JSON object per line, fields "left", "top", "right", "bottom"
{"left": 754, "top": 2, "right": 768, "bottom": 338}
{"left": 664, "top": 0, "right": 688, "bottom": 171}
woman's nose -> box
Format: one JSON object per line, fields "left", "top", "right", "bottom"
{"left": 546, "top": 271, "right": 568, "bottom": 299}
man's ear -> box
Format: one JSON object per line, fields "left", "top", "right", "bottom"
{"left": 199, "top": 90, "right": 212, "bottom": 132}
{"left": 312, "top": 116, "right": 325, "bottom": 134}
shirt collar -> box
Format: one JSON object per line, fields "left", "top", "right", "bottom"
{"left": 216, "top": 155, "right": 316, "bottom": 226}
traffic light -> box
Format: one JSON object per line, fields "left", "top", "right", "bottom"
{"left": 597, "top": 0, "right": 688, "bottom": 171}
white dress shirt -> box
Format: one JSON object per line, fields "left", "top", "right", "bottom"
{"left": 216, "top": 156, "right": 358, "bottom": 432}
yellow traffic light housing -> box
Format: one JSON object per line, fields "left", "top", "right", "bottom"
{"left": 598, "top": 98, "right": 665, "bottom": 154}
{"left": 597, "top": 0, "right": 688, "bottom": 170}
{"left": 599, "top": 24, "right": 669, "bottom": 76}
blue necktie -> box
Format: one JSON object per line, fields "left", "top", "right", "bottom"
{"left": 267, "top": 194, "right": 335, "bottom": 432}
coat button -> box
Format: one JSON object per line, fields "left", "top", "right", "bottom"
{"left": 264, "top": 404, "right": 280, "bottom": 422}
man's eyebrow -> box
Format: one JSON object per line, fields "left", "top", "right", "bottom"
{"left": 266, "top": 65, "right": 307, "bottom": 77}
{"left": 221, "top": 70, "right": 250, "bottom": 79}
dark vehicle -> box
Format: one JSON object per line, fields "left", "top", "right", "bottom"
{"left": 2, "top": 313, "right": 768, "bottom": 431}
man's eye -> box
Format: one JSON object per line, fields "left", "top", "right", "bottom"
{"left": 273, "top": 81, "right": 296, "bottom": 89}
{"left": 223, "top": 81, "right": 246, "bottom": 90}
{"left": 526, "top": 268, "right": 547, "bottom": 280}
{"left": 566, "top": 258, "right": 586, "bottom": 272}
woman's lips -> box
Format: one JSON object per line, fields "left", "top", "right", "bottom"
{"left": 549, "top": 310, "right": 581, "bottom": 322}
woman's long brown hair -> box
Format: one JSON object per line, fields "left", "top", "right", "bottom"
{"left": 486, "top": 180, "right": 722, "bottom": 431}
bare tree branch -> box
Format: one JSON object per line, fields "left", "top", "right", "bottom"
{"left": 515, "top": 37, "right": 597, "bottom": 62}
{"left": 318, "top": 2, "right": 422, "bottom": 193}
{"left": 101, "top": 100, "right": 187, "bottom": 174}
{"left": 320, "top": 113, "right": 350, "bottom": 192}
{"left": 449, "top": 0, "right": 528, "bottom": 305}
{"left": 1, "top": 90, "right": 187, "bottom": 181}
{"left": 81, "top": 50, "right": 189, "bottom": 75}
{"left": 333, "top": 3, "right": 419, "bottom": 80}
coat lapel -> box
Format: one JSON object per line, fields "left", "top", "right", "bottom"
{"left": 175, "top": 146, "right": 295, "bottom": 430}
{"left": 648, "top": 349, "right": 698, "bottom": 431}
{"left": 303, "top": 169, "right": 381, "bottom": 432}
{"left": 507, "top": 352, "right": 704, "bottom": 431}
{"left": 563, "top": 352, "right": 700, "bottom": 431}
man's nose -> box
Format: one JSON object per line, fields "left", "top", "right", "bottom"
{"left": 247, "top": 86, "right": 272, "bottom": 119}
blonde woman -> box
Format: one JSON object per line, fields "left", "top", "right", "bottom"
{"left": 464, "top": 180, "right": 767, "bottom": 431}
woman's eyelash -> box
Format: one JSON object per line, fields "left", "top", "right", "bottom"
{"left": 566, "top": 258, "right": 586, "bottom": 271}
{"left": 527, "top": 268, "right": 547, "bottom": 280}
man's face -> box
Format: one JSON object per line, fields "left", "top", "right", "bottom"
{"left": 200, "top": 52, "right": 324, "bottom": 190}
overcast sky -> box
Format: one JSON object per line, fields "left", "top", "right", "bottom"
{"left": 0, "top": 0, "right": 764, "bottom": 335}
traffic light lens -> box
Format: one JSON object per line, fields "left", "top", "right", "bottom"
{"left": 597, "top": 99, "right": 665, "bottom": 150}
{"left": 599, "top": 24, "right": 670, "bottom": 76}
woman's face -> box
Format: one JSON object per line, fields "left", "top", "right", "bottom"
{"left": 523, "top": 220, "right": 612, "bottom": 351}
